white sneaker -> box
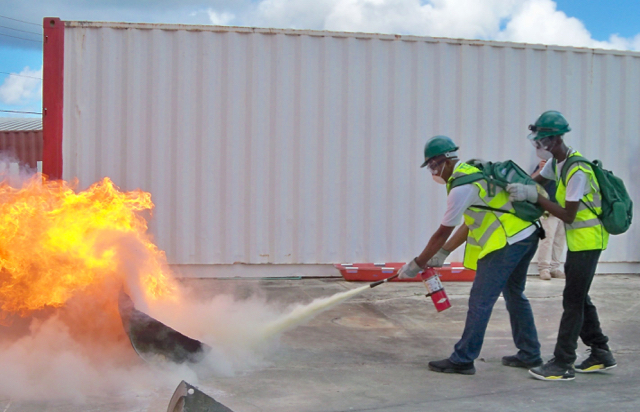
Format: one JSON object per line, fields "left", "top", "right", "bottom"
{"left": 539, "top": 269, "right": 551, "bottom": 280}
{"left": 550, "top": 269, "right": 565, "bottom": 279}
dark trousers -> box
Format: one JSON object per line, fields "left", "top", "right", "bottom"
{"left": 553, "top": 249, "right": 609, "bottom": 365}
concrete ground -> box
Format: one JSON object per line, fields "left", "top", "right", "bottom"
{"left": 2, "top": 274, "right": 639, "bottom": 412}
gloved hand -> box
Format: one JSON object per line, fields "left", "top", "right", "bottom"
{"left": 506, "top": 183, "right": 538, "bottom": 203}
{"left": 397, "top": 258, "right": 423, "bottom": 279}
{"left": 426, "top": 248, "right": 450, "bottom": 267}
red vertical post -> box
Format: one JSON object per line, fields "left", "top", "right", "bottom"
{"left": 42, "top": 17, "right": 64, "bottom": 180}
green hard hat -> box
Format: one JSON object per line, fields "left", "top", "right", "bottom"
{"left": 528, "top": 110, "right": 571, "bottom": 140}
{"left": 421, "top": 135, "right": 459, "bottom": 168}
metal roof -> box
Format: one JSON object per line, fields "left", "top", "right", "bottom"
{"left": 0, "top": 117, "right": 42, "bottom": 131}
{"left": 65, "top": 20, "right": 640, "bottom": 57}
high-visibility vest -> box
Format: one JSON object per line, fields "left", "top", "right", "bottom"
{"left": 447, "top": 162, "right": 535, "bottom": 270}
{"left": 554, "top": 151, "right": 609, "bottom": 251}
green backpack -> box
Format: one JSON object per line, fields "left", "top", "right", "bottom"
{"left": 449, "top": 160, "right": 544, "bottom": 222}
{"left": 556, "top": 156, "right": 633, "bottom": 235}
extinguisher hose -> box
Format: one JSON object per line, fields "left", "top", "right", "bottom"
{"left": 369, "top": 273, "right": 400, "bottom": 288}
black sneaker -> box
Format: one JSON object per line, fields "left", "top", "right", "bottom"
{"left": 529, "top": 358, "right": 575, "bottom": 381}
{"left": 502, "top": 355, "right": 543, "bottom": 369}
{"left": 428, "top": 358, "right": 476, "bottom": 375}
{"left": 575, "top": 347, "right": 617, "bottom": 373}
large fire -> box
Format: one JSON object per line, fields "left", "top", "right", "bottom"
{"left": 0, "top": 173, "right": 178, "bottom": 323}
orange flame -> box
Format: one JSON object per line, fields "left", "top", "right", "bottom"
{"left": 0, "top": 174, "right": 177, "bottom": 320}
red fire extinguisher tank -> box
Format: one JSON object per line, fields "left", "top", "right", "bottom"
{"left": 420, "top": 268, "right": 452, "bottom": 312}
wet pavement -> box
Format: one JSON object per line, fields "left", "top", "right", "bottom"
{"left": 2, "top": 274, "right": 639, "bottom": 412}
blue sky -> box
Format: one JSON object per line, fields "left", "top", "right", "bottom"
{"left": 1, "top": 0, "right": 640, "bottom": 118}
{"left": 555, "top": 0, "right": 639, "bottom": 41}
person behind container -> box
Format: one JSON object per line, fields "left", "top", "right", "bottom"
{"left": 397, "top": 135, "right": 543, "bottom": 375}
{"left": 507, "top": 110, "right": 616, "bottom": 381}
{"left": 531, "top": 156, "right": 566, "bottom": 281}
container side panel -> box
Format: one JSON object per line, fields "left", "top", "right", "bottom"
{"left": 62, "top": 25, "right": 640, "bottom": 265}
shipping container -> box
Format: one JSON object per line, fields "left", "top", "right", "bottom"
{"left": 42, "top": 18, "right": 640, "bottom": 276}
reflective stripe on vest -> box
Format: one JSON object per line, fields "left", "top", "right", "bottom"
{"left": 447, "top": 162, "right": 534, "bottom": 270}
{"left": 555, "top": 151, "right": 609, "bottom": 251}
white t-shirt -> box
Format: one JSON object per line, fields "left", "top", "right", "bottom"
{"left": 539, "top": 151, "right": 591, "bottom": 202}
{"left": 441, "top": 162, "right": 536, "bottom": 244}
{"left": 441, "top": 183, "right": 484, "bottom": 227}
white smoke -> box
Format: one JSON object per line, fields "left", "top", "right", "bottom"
{"left": 145, "top": 281, "right": 370, "bottom": 376}
{"left": 0, "top": 155, "right": 38, "bottom": 187}
{"left": 0, "top": 275, "right": 362, "bottom": 403}
{"left": 144, "top": 283, "right": 286, "bottom": 377}
{"left": 0, "top": 314, "right": 197, "bottom": 403}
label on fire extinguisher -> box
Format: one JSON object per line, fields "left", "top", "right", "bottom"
{"left": 424, "top": 274, "right": 443, "bottom": 294}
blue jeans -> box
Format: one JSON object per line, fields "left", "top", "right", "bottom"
{"left": 449, "top": 231, "right": 541, "bottom": 364}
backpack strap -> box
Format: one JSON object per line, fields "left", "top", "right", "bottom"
{"left": 560, "top": 155, "right": 591, "bottom": 186}
{"left": 559, "top": 155, "right": 602, "bottom": 218}
{"left": 450, "top": 173, "right": 511, "bottom": 214}
{"left": 468, "top": 204, "right": 513, "bottom": 214}
{"left": 448, "top": 172, "right": 485, "bottom": 190}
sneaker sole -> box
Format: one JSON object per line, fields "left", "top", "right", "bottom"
{"left": 575, "top": 364, "right": 617, "bottom": 373}
{"left": 528, "top": 369, "right": 575, "bottom": 381}
{"left": 428, "top": 365, "right": 476, "bottom": 375}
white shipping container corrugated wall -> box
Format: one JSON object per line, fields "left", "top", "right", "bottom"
{"left": 61, "top": 22, "right": 640, "bottom": 269}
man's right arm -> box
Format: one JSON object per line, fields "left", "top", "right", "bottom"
{"left": 422, "top": 186, "right": 476, "bottom": 267}
{"left": 442, "top": 224, "right": 469, "bottom": 252}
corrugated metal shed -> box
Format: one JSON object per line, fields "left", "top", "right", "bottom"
{"left": 0, "top": 117, "right": 43, "bottom": 169}
{"left": 58, "top": 22, "right": 640, "bottom": 268}
{"left": 0, "top": 117, "right": 42, "bottom": 131}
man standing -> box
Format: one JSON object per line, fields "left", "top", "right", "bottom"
{"left": 532, "top": 159, "right": 566, "bottom": 280}
{"left": 398, "top": 135, "right": 542, "bottom": 375}
{"left": 507, "top": 110, "right": 616, "bottom": 381}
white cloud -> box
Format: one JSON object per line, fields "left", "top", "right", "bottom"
{"left": 605, "top": 33, "right": 640, "bottom": 51}
{"left": 0, "top": 66, "right": 42, "bottom": 105}
{"left": 2, "top": 0, "right": 638, "bottom": 51}
{"left": 497, "top": 0, "right": 599, "bottom": 48}
{"left": 207, "top": 9, "right": 236, "bottom": 25}
{"left": 251, "top": 0, "right": 337, "bottom": 29}
{"left": 238, "top": 0, "right": 640, "bottom": 51}
{"left": 322, "top": 0, "right": 521, "bottom": 39}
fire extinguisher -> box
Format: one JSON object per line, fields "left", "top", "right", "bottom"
{"left": 420, "top": 268, "right": 451, "bottom": 312}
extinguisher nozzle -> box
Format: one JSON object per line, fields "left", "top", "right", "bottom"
{"left": 369, "top": 280, "right": 384, "bottom": 288}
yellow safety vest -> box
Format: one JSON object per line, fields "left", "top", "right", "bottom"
{"left": 447, "top": 162, "right": 535, "bottom": 270}
{"left": 554, "top": 151, "right": 609, "bottom": 251}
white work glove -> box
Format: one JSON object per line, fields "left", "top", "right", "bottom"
{"left": 506, "top": 183, "right": 538, "bottom": 203}
{"left": 397, "top": 258, "right": 423, "bottom": 279}
{"left": 426, "top": 248, "right": 450, "bottom": 267}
